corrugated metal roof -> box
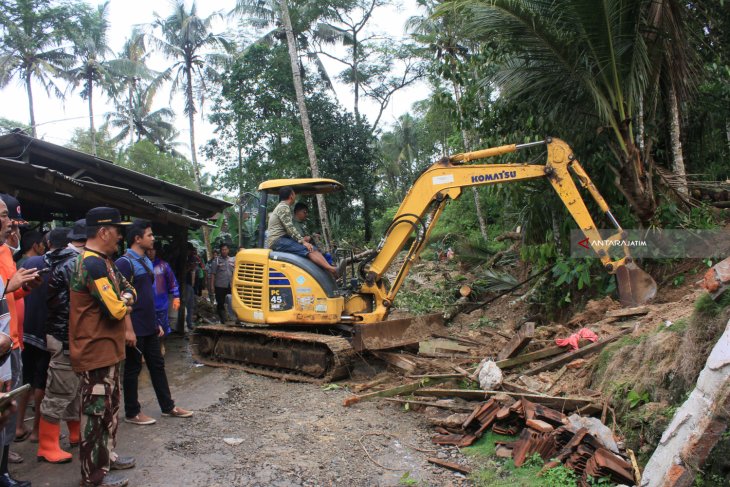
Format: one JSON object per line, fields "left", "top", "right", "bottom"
{"left": 0, "top": 130, "right": 230, "bottom": 228}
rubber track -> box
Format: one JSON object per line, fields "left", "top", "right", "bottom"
{"left": 191, "top": 324, "right": 355, "bottom": 384}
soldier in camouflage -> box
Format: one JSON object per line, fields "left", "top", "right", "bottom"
{"left": 69, "top": 208, "right": 136, "bottom": 487}
{"left": 266, "top": 187, "right": 337, "bottom": 276}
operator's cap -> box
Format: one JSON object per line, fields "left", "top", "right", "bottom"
{"left": 85, "top": 207, "right": 132, "bottom": 227}
{"left": 67, "top": 219, "right": 87, "bottom": 241}
{"left": 0, "top": 193, "right": 29, "bottom": 227}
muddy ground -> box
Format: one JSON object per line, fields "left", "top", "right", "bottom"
{"left": 11, "top": 336, "right": 468, "bottom": 487}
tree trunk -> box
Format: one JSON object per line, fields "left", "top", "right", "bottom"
{"left": 726, "top": 119, "right": 730, "bottom": 153}
{"left": 637, "top": 97, "right": 645, "bottom": 153}
{"left": 185, "top": 62, "right": 211, "bottom": 256}
{"left": 280, "top": 0, "right": 332, "bottom": 251}
{"left": 88, "top": 74, "right": 96, "bottom": 157}
{"left": 452, "top": 81, "right": 488, "bottom": 240}
{"left": 128, "top": 83, "right": 135, "bottom": 146}
{"left": 25, "top": 72, "right": 36, "bottom": 137}
{"left": 615, "top": 122, "right": 656, "bottom": 225}
{"left": 238, "top": 142, "right": 244, "bottom": 248}
{"left": 668, "top": 84, "right": 688, "bottom": 195}
{"left": 352, "top": 29, "right": 360, "bottom": 124}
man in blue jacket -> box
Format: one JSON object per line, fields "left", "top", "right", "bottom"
{"left": 115, "top": 220, "right": 192, "bottom": 426}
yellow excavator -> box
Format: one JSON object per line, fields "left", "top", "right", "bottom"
{"left": 192, "top": 138, "right": 657, "bottom": 382}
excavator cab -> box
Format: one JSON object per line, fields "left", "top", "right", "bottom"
{"left": 231, "top": 178, "right": 348, "bottom": 326}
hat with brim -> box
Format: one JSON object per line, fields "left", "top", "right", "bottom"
{"left": 85, "top": 207, "right": 133, "bottom": 227}
{"left": 0, "top": 193, "right": 29, "bottom": 227}
{"left": 67, "top": 218, "right": 87, "bottom": 241}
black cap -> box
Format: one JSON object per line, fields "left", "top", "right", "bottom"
{"left": 85, "top": 207, "right": 132, "bottom": 227}
{"left": 48, "top": 227, "right": 71, "bottom": 248}
{"left": 0, "top": 193, "right": 29, "bottom": 227}
{"left": 67, "top": 219, "right": 87, "bottom": 241}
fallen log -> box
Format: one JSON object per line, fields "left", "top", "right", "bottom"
{"left": 522, "top": 330, "right": 630, "bottom": 376}
{"left": 641, "top": 318, "right": 730, "bottom": 487}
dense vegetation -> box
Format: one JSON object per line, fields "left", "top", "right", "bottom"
{"left": 1, "top": 0, "right": 728, "bottom": 311}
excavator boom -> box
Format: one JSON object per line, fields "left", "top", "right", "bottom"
{"left": 360, "top": 137, "right": 656, "bottom": 312}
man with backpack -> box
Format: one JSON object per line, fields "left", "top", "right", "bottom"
{"left": 115, "top": 220, "right": 192, "bottom": 426}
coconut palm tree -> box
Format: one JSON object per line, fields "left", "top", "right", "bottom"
{"left": 106, "top": 84, "right": 177, "bottom": 151}
{"left": 438, "top": 0, "right": 696, "bottom": 224}
{"left": 0, "top": 0, "right": 74, "bottom": 136}
{"left": 65, "top": 1, "right": 122, "bottom": 156}
{"left": 234, "top": 0, "right": 345, "bottom": 249}
{"left": 150, "top": 0, "right": 231, "bottom": 193}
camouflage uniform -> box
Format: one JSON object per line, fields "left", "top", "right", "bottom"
{"left": 70, "top": 248, "right": 135, "bottom": 486}
{"left": 79, "top": 364, "right": 120, "bottom": 486}
{"left": 266, "top": 201, "right": 304, "bottom": 248}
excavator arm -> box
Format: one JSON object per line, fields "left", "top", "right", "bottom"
{"left": 354, "top": 138, "right": 656, "bottom": 320}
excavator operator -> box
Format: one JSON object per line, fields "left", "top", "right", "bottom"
{"left": 266, "top": 187, "right": 338, "bottom": 277}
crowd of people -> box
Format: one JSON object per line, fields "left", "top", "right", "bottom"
{"left": 0, "top": 196, "right": 197, "bottom": 487}
{"left": 0, "top": 185, "right": 336, "bottom": 487}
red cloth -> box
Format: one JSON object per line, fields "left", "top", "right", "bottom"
{"left": 555, "top": 328, "right": 598, "bottom": 350}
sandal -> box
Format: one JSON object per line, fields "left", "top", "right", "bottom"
{"left": 13, "top": 429, "right": 31, "bottom": 443}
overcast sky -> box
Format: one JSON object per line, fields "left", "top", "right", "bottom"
{"left": 0, "top": 0, "right": 430, "bottom": 175}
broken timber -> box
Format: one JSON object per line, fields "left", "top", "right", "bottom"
{"left": 427, "top": 458, "right": 472, "bottom": 474}
{"left": 383, "top": 398, "right": 474, "bottom": 412}
{"left": 414, "top": 389, "right": 601, "bottom": 413}
{"left": 372, "top": 351, "right": 417, "bottom": 373}
{"left": 343, "top": 378, "right": 447, "bottom": 407}
{"left": 494, "top": 341, "right": 589, "bottom": 369}
{"left": 605, "top": 306, "right": 649, "bottom": 318}
{"left": 497, "top": 322, "right": 535, "bottom": 360}
{"left": 522, "top": 330, "right": 630, "bottom": 376}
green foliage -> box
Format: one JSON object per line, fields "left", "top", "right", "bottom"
{"left": 586, "top": 475, "right": 611, "bottom": 486}
{"left": 398, "top": 471, "right": 419, "bottom": 486}
{"left": 67, "top": 126, "right": 118, "bottom": 161}
{"left": 695, "top": 292, "right": 730, "bottom": 317}
{"left": 394, "top": 281, "right": 451, "bottom": 315}
{"left": 523, "top": 453, "right": 543, "bottom": 468}
{"left": 120, "top": 140, "right": 196, "bottom": 189}
{"left": 627, "top": 389, "right": 651, "bottom": 409}
{"left": 541, "top": 465, "right": 578, "bottom": 487}
{"left": 470, "top": 317, "right": 499, "bottom": 330}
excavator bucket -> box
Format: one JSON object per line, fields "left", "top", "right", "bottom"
{"left": 615, "top": 262, "right": 657, "bottom": 307}
{"left": 351, "top": 313, "right": 447, "bottom": 352}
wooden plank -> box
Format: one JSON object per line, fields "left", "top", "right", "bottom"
{"left": 427, "top": 458, "right": 472, "bottom": 474}
{"left": 497, "top": 322, "right": 536, "bottom": 360}
{"left": 413, "top": 388, "right": 600, "bottom": 412}
{"left": 503, "top": 380, "right": 544, "bottom": 396}
{"left": 372, "top": 351, "right": 417, "bottom": 373}
{"left": 351, "top": 375, "right": 390, "bottom": 393}
{"left": 495, "top": 343, "right": 582, "bottom": 370}
{"left": 522, "top": 330, "right": 630, "bottom": 376}
{"left": 605, "top": 306, "right": 649, "bottom": 318}
{"left": 343, "top": 378, "right": 447, "bottom": 407}
{"left": 419, "top": 338, "right": 470, "bottom": 355}
{"left": 382, "top": 398, "right": 474, "bottom": 412}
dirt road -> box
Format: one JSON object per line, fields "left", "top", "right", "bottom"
{"left": 12, "top": 336, "right": 466, "bottom": 486}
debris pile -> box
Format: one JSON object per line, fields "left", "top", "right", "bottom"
{"left": 429, "top": 397, "right": 635, "bottom": 485}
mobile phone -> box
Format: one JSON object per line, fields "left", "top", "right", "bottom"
{"left": 0, "top": 384, "right": 30, "bottom": 412}
{"left": 37, "top": 267, "right": 51, "bottom": 275}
